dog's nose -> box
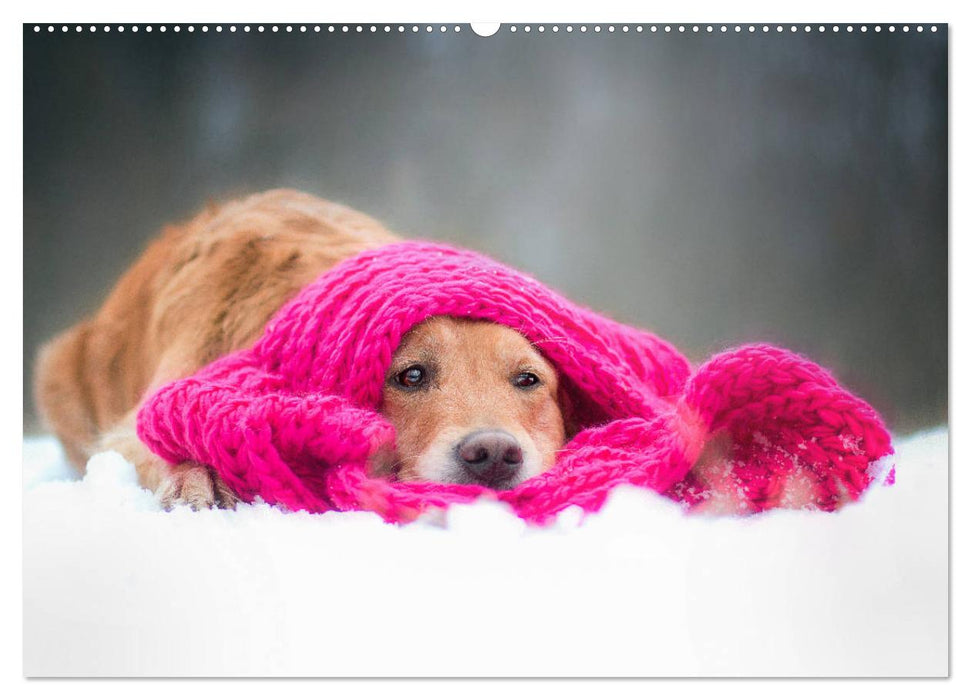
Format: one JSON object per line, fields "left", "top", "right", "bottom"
{"left": 456, "top": 430, "right": 523, "bottom": 486}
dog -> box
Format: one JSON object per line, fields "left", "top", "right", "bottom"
{"left": 33, "top": 190, "right": 568, "bottom": 509}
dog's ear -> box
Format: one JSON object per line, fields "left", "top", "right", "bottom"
{"left": 367, "top": 441, "right": 399, "bottom": 480}
{"left": 556, "top": 380, "right": 581, "bottom": 440}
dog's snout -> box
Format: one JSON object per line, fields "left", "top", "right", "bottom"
{"left": 456, "top": 430, "right": 523, "bottom": 486}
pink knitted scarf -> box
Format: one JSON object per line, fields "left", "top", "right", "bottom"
{"left": 137, "top": 242, "right": 894, "bottom": 524}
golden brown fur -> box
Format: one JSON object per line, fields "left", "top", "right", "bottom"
{"left": 34, "top": 189, "right": 566, "bottom": 508}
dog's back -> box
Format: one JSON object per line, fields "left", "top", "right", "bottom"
{"left": 34, "top": 189, "right": 398, "bottom": 470}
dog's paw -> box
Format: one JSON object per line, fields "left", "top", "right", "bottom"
{"left": 157, "top": 462, "right": 238, "bottom": 511}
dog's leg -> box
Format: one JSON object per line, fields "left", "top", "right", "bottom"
{"left": 99, "top": 409, "right": 237, "bottom": 510}
{"left": 686, "top": 433, "right": 747, "bottom": 516}
{"left": 688, "top": 433, "right": 831, "bottom": 514}
{"left": 33, "top": 323, "right": 100, "bottom": 471}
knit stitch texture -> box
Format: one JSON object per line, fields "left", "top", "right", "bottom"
{"left": 137, "top": 242, "right": 895, "bottom": 523}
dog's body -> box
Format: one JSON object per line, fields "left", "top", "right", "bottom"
{"left": 35, "top": 190, "right": 399, "bottom": 506}
{"left": 34, "top": 190, "right": 566, "bottom": 508}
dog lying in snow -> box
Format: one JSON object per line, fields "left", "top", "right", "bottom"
{"left": 34, "top": 190, "right": 569, "bottom": 509}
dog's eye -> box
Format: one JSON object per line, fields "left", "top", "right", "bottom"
{"left": 513, "top": 372, "right": 540, "bottom": 389}
{"left": 395, "top": 365, "right": 426, "bottom": 389}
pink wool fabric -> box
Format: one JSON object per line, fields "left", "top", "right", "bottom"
{"left": 137, "top": 242, "right": 894, "bottom": 524}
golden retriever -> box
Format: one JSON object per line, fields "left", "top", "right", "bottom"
{"left": 33, "top": 190, "right": 567, "bottom": 509}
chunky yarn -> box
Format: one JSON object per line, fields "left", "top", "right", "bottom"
{"left": 137, "top": 242, "right": 894, "bottom": 523}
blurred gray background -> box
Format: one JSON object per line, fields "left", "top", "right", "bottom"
{"left": 23, "top": 25, "right": 947, "bottom": 434}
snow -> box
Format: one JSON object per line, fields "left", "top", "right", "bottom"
{"left": 23, "top": 428, "right": 948, "bottom": 677}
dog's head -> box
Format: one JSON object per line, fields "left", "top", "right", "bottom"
{"left": 375, "top": 316, "right": 567, "bottom": 489}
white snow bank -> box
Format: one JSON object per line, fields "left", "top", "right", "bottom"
{"left": 23, "top": 428, "right": 948, "bottom": 677}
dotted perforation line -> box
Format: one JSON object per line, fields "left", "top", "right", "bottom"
{"left": 31, "top": 24, "right": 465, "bottom": 34}
{"left": 31, "top": 23, "right": 941, "bottom": 35}
{"left": 504, "top": 24, "right": 938, "bottom": 34}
